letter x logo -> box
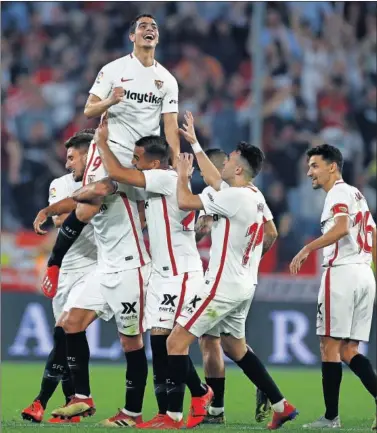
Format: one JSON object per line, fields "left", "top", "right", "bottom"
{"left": 189, "top": 296, "right": 202, "bottom": 309}
{"left": 161, "top": 294, "right": 177, "bottom": 307}
{"left": 317, "top": 303, "right": 322, "bottom": 316}
{"left": 121, "top": 302, "right": 137, "bottom": 314}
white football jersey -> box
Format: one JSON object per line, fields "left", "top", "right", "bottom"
{"left": 143, "top": 169, "right": 203, "bottom": 277}
{"left": 321, "top": 180, "right": 376, "bottom": 267}
{"left": 199, "top": 183, "right": 271, "bottom": 300}
{"left": 48, "top": 175, "right": 97, "bottom": 271}
{"left": 89, "top": 54, "right": 178, "bottom": 155}
{"left": 91, "top": 183, "right": 150, "bottom": 273}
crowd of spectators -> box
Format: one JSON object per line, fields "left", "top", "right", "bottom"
{"left": 2, "top": 2, "right": 376, "bottom": 269}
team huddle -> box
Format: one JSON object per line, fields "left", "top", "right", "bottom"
{"left": 21, "top": 14, "right": 376, "bottom": 431}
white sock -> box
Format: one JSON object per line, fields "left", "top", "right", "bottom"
{"left": 272, "top": 399, "right": 286, "bottom": 413}
{"left": 209, "top": 406, "right": 224, "bottom": 416}
{"left": 75, "top": 393, "right": 91, "bottom": 399}
{"left": 122, "top": 408, "right": 142, "bottom": 417}
{"left": 167, "top": 411, "right": 183, "bottom": 422}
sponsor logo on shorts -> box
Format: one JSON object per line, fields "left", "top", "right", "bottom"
{"left": 120, "top": 302, "right": 138, "bottom": 323}
{"left": 158, "top": 294, "right": 177, "bottom": 314}
{"left": 121, "top": 302, "right": 137, "bottom": 314}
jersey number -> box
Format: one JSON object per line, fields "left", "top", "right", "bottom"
{"left": 92, "top": 156, "right": 102, "bottom": 171}
{"left": 354, "top": 211, "right": 373, "bottom": 253}
{"left": 242, "top": 223, "right": 263, "bottom": 266}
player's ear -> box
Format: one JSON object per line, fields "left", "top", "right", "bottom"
{"left": 129, "top": 32, "right": 136, "bottom": 43}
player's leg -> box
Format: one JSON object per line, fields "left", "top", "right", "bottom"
{"left": 304, "top": 267, "right": 351, "bottom": 429}
{"left": 101, "top": 266, "right": 148, "bottom": 427}
{"left": 199, "top": 335, "right": 226, "bottom": 423}
{"left": 219, "top": 301, "right": 297, "bottom": 430}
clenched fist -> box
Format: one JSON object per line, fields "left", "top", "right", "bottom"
{"left": 108, "top": 86, "right": 125, "bottom": 106}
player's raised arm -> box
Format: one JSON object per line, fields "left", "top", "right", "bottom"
{"left": 176, "top": 153, "right": 204, "bottom": 211}
{"left": 179, "top": 111, "right": 222, "bottom": 190}
{"left": 94, "top": 115, "right": 146, "bottom": 187}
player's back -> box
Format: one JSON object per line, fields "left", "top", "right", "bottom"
{"left": 200, "top": 184, "right": 267, "bottom": 300}
{"left": 49, "top": 174, "right": 97, "bottom": 271}
{"left": 91, "top": 183, "right": 150, "bottom": 273}
{"left": 89, "top": 55, "right": 178, "bottom": 154}
{"left": 321, "top": 181, "right": 376, "bottom": 267}
{"left": 143, "top": 169, "right": 202, "bottom": 277}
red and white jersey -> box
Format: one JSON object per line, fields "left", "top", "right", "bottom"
{"left": 91, "top": 183, "right": 150, "bottom": 274}
{"left": 199, "top": 183, "right": 271, "bottom": 300}
{"left": 142, "top": 169, "right": 203, "bottom": 277}
{"left": 89, "top": 54, "right": 178, "bottom": 155}
{"left": 49, "top": 174, "right": 97, "bottom": 272}
{"left": 321, "top": 180, "right": 376, "bottom": 267}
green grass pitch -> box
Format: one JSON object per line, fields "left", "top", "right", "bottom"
{"left": 1, "top": 362, "right": 374, "bottom": 432}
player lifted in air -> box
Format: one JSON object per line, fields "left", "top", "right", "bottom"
{"left": 195, "top": 148, "right": 272, "bottom": 425}
{"left": 290, "top": 144, "right": 377, "bottom": 430}
{"left": 158, "top": 112, "right": 297, "bottom": 430}
{"left": 22, "top": 130, "right": 97, "bottom": 424}
{"left": 42, "top": 13, "right": 179, "bottom": 297}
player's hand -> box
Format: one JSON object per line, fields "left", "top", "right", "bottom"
{"left": 95, "top": 112, "right": 109, "bottom": 145}
{"left": 177, "top": 153, "right": 194, "bottom": 178}
{"left": 179, "top": 111, "right": 198, "bottom": 145}
{"left": 108, "top": 86, "right": 125, "bottom": 106}
{"left": 289, "top": 246, "right": 310, "bottom": 275}
{"left": 33, "top": 209, "right": 49, "bottom": 235}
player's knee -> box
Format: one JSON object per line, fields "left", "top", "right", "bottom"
{"left": 62, "top": 311, "right": 86, "bottom": 333}
{"left": 200, "top": 335, "right": 221, "bottom": 359}
{"left": 319, "top": 338, "right": 341, "bottom": 362}
{"left": 119, "top": 333, "right": 143, "bottom": 353}
{"left": 340, "top": 344, "right": 359, "bottom": 364}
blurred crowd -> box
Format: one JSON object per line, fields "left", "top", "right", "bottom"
{"left": 2, "top": 2, "right": 376, "bottom": 270}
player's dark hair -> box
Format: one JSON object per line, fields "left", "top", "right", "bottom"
{"left": 307, "top": 144, "right": 344, "bottom": 172}
{"left": 135, "top": 135, "right": 169, "bottom": 164}
{"left": 64, "top": 130, "right": 93, "bottom": 150}
{"left": 129, "top": 14, "right": 157, "bottom": 34}
{"left": 236, "top": 141, "right": 265, "bottom": 178}
{"left": 205, "top": 148, "right": 227, "bottom": 160}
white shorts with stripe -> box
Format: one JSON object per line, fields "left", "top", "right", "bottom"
{"left": 53, "top": 265, "right": 95, "bottom": 321}
{"left": 69, "top": 263, "right": 151, "bottom": 336}
{"left": 176, "top": 277, "right": 256, "bottom": 339}
{"left": 145, "top": 270, "right": 203, "bottom": 331}
{"left": 316, "top": 263, "right": 375, "bottom": 342}
{"left": 83, "top": 139, "right": 133, "bottom": 185}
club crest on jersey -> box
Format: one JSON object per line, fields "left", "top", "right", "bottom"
{"left": 257, "top": 203, "right": 264, "bottom": 213}
{"left": 155, "top": 80, "right": 164, "bottom": 90}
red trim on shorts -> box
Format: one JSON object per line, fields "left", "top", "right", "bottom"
{"left": 138, "top": 268, "right": 144, "bottom": 333}
{"left": 328, "top": 242, "right": 339, "bottom": 267}
{"left": 174, "top": 272, "right": 188, "bottom": 323}
{"left": 120, "top": 192, "right": 146, "bottom": 266}
{"left": 161, "top": 195, "right": 178, "bottom": 276}
{"left": 324, "top": 268, "right": 331, "bottom": 336}
{"left": 184, "top": 218, "right": 230, "bottom": 331}
{"left": 83, "top": 142, "right": 97, "bottom": 186}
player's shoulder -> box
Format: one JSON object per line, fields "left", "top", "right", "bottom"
{"left": 327, "top": 180, "right": 354, "bottom": 201}
{"left": 50, "top": 173, "right": 81, "bottom": 193}
{"left": 202, "top": 185, "right": 217, "bottom": 195}
{"left": 102, "top": 54, "right": 131, "bottom": 71}
{"left": 155, "top": 61, "right": 178, "bottom": 85}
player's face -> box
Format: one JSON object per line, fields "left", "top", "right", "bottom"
{"left": 132, "top": 146, "right": 159, "bottom": 170}
{"left": 130, "top": 18, "right": 159, "bottom": 49}
{"left": 221, "top": 151, "right": 239, "bottom": 181}
{"left": 66, "top": 147, "right": 87, "bottom": 182}
{"left": 307, "top": 155, "right": 335, "bottom": 189}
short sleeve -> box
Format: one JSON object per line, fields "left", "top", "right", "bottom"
{"left": 48, "top": 178, "right": 70, "bottom": 205}
{"left": 161, "top": 77, "right": 179, "bottom": 114}
{"left": 199, "top": 188, "right": 241, "bottom": 219}
{"left": 88, "top": 64, "right": 114, "bottom": 100}
{"left": 326, "top": 187, "right": 352, "bottom": 218}
{"left": 263, "top": 203, "right": 273, "bottom": 223}
{"left": 143, "top": 169, "right": 175, "bottom": 196}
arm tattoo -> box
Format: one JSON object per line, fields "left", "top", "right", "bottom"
{"left": 262, "top": 233, "right": 277, "bottom": 257}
